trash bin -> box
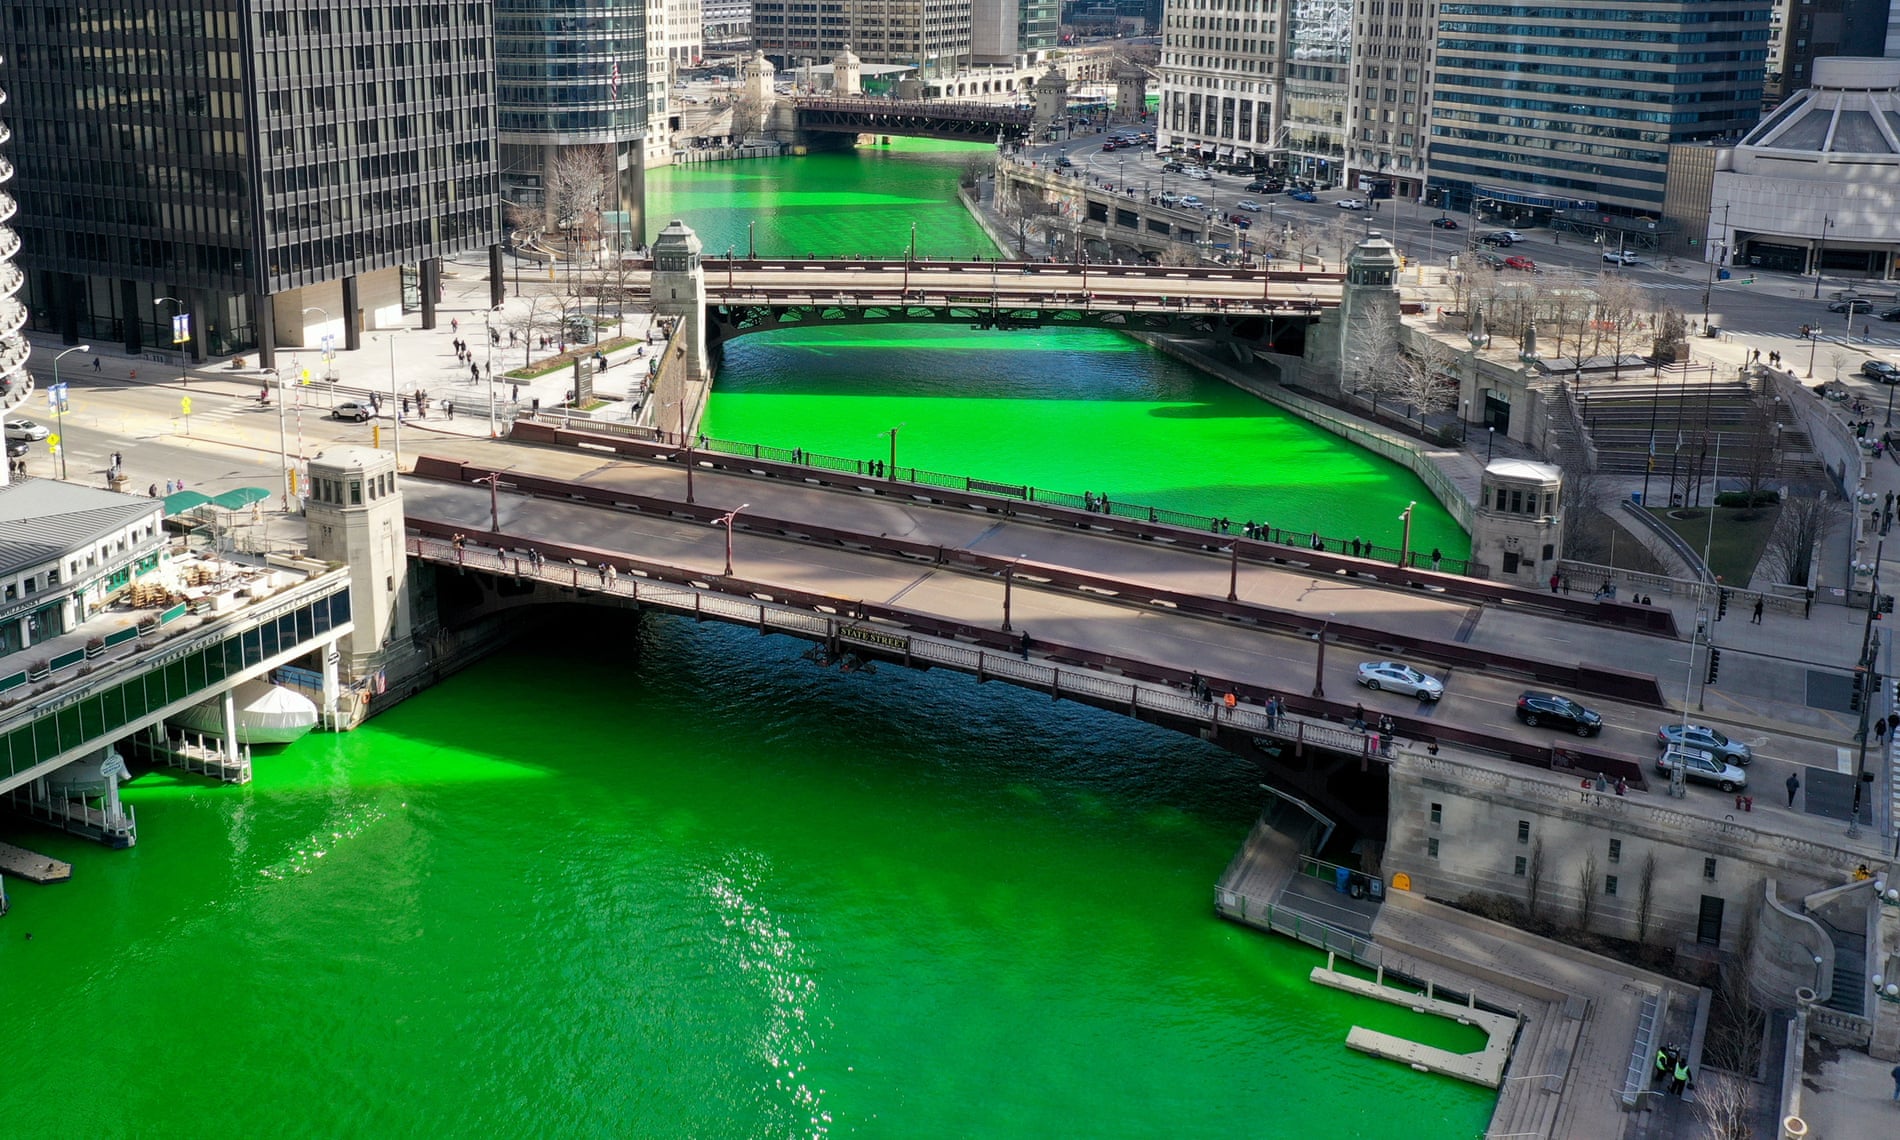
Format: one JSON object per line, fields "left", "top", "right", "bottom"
{"left": 1334, "top": 866, "right": 1352, "bottom": 895}
{"left": 1631, "top": 491, "right": 1643, "bottom": 505}
{"left": 1706, "top": 325, "right": 1721, "bottom": 338}
{"left": 1717, "top": 268, "right": 1731, "bottom": 281}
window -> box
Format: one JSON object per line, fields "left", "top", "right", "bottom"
{"left": 1429, "top": 802, "right": 1442, "bottom": 826}
{"left": 1605, "top": 875, "right": 1618, "bottom": 896}
{"left": 1703, "top": 857, "right": 1717, "bottom": 881}
{"left": 1608, "top": 839, "right": 1621, "bottom": 863}
{"left": 1427, "top": 837, "right": 1439, "bottom": 859}
{"left": 1513, "top": 856, "right": 1526, "bottom": 876}
{"left": 1517, "top": 820, "right": 1530, "bottom": 844}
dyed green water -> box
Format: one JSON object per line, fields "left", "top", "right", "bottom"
{"left": 0, "top": 617, "right": 1495, "bottom": 1137}
{"left": 649, "top": 142, "right": 1468, "bottom": 556}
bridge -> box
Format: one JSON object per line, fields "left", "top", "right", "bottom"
{"left": 387, "top": 428, "right": 1860, "bottom": 837}
{"left": 789, "top": 97, "right": 1034, "bottom": 143}
{"left": 691, "top": 258, "right": 1349, "bottom": 363}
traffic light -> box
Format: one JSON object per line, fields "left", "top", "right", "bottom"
{"left": 1881, "top": 594, "right": 1895, "bottom": 615}
{"left": 1705, "top": 650, "right": 1721, "bottom": 686}
{"left": 1851, "top": 673, "right": 1863, "bottom": 711}
{"left": 1716, "top": 588, "right": 1730, "bottom": 620}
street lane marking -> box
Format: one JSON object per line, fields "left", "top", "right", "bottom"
{"left": 1837, "top": 747, "right": 1853, "bottom": 774}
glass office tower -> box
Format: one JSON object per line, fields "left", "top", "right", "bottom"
{"left": 0, "top": 56, "right": 25, "bottom": 406}
{"left": 0, "top": 2, "right": 503, "bottom": 362}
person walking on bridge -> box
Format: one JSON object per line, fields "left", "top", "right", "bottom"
{"left": 1786, "top": 771, "right": 1801, "bottom": 807}
{"left": 1751, "top": 597, "right": 1764, "bottom": 624}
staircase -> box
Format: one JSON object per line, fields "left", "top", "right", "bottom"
{"left": 1819, "top": 915, "right": 1866, "bottom": 1016}
{"left": 1576, "top": 374, "right": 1784, "bottom": 481}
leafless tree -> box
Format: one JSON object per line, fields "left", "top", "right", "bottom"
{"left": 1283, "top": 222, "right": 1320, "bottom": 270}
{"left": 1593, "top": 275, "right": 1649, "bottom": 379}
{"left": 1327, "top": 213, "right": 1360, "bottom": 268}
{"left": 996, "top": 185, "right": 1059, "bottom": 256}
{"left": 1762, "top": 490, "right": 1842, "bottom": 587}
{"left": 1635, "top": 852, "right": 1658, "bottom": 946}
{"left": 1452, "top": 261, "right": 1499, "bottom": 317}
{"left": 1554, "top": 447, "right": 1606, "bottom": 562}
{"left": 1342, "top": 310, "right": 1403, "bottom": 414}
{"left": 1692, "top": 1069, "right": 1754, "bottom": 1140}
{"left": 1827, "top": 347, "right": 1849, "bottom": 383}
{"left": 1387, "top": 334, "right": 1459, "bottom": 424}
{"left": 1536, "top": 279, "right": 1594, "bottom": 363}
{"left": 1526, "top": 837, "right": 1546, "bottom": 920}
{"left": 545, "top": 146, "right": 609, "bottom": 257}
{"left": 1734, "top": 416, "right": 1779, "bottom": 514}
{"left": 1576, "top": 852, "right": 1599, "bottom": 931}
{"left": 729, "top": 92, "right": 770, "bottom": 141}
{"left": 1155, "top": 241, "right": 1201, "bottom": 267}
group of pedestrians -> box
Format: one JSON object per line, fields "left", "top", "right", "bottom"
{"left": 1652, "top": 1044, "right": 1692, "bottom": 1097}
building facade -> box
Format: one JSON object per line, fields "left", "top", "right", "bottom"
{"left": 752, "top": 0, "right": 976, "bottom": 77}
{"left": 1774, "top": 0, "right": 1890, "bottom": 102}
{"left": 496, "top": 0, "right": 650, "bottom": 245}
{"left": 1154, "top": 0, "right": 1285, "bottom": 172}
{"left": 972, "top": 0, "right": 1061, "bottom": 67}
{"left": 0, "top": 2, "right": 503, "bottom": 364}
{"left": 1281, "top": 0, "right": 1352, "bottom": 186}
{"left": 1343, "top": 0, "right": 1434, "bottom": 202}
{"left": 702, "top": 0, "right": 754, "bottom": 50}
{"left": 1427, "top": 0, "right": 1774, "bottom": 219}
{"left": 0, "top": 55, "right": 24, "bottom": 406}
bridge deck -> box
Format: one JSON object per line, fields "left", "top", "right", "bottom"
{"left": 398, "top": 437, "right": 1863, "bottom": 852}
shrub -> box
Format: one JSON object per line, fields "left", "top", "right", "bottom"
{"left": 1714, "top": 491, "right": 1778, "bottom": 508}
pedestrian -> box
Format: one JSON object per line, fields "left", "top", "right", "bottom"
{"left": 1549, "top": 571, "right": 1560, "bottom": 593}
{"left": 1430, "top": 547, "right": 1442, "bottom": 570}
{"left": 1352, "top": 703, "right": 1366, "bottom": 731}
{"left": 511, "top": 383, "right": 520, "bottom": 403}
{"left": 164, "top": 479, "right": 175, "bottom": 495}
{"left": 1669, "top": 1058, "right": 1689, "bottom": 1096}
{"left": 1751, "top": 597, "right": 1763, "bottom": 624}
{"left": 451, "top": 317, "right": 459, "bottom": 334}
{"left": 446, "top": 400, "right": 455, "bottom": 420}
{"left": 370, "top": 392, "right": 381, "bottom": 414}
{"left": 1019, "top": 631, "right": 1031, "bottom": 660}
{"left": 1615, "top": 776, "right": 1627, "bottom": 796}
{"left": 1786, "top": 771, "right": 1801, "bottom": 807}
{"left": 148, "top": 482, "right": 159, "bottom": 498}
{"left": 401, "top": 395, "right": 411, "bottom": 416}
{"left": 1891, "top": 1061, "right": 1900, "bottom": 1101}
{"left": 1880, "top": 719, "right": 1890, "bottom": 746}
{"left": 1887, "top": 713, "right": 1898, "bottom": 739}
{"left": 93, "top": 356, "right": 101, "bottom": 372}
{"left": 1265, "top": 694, "right": 1280, "bottom": 729}
{"left": 1653, "top": 1046, "right": 1671, "bottom": 1085}
{"left": 509, "top": 330, "right": 517, "bottom": 347}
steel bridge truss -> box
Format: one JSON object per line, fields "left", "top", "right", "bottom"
{"left": 791, "top": 98, "right": 1035, "bottom": 143}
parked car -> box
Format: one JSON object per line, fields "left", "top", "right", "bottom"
{"left": 5, "top": 440, "right": 27, "bottom": 459}
{"left": 1504, "top": 255, "right": 1538, "bottom": 272}
{"left": 1245, "top": 179, "right": 1282, "bottom": 193}
{"left": 1336, "top": 198, "right": 1366, "bottom": 210}
{"left": 1236, "top": 199, "right": 1263, "bottom": 212}
{"left": 331, "top": 400, "right": 374, "bottom": 422}
{"left": 1288, "top": 190, "right": 1318, "bottom": 202}
{"left": 1602, "top": 250, "right": 1642, "bottom": 265}
{"left": 1656, "top": 723, "right": 1753, "bottom": 766}
{"left": 1829, "top": 297, "right": 1874, "bottom": 314}
{"left": 1055, "top": 155, "right": 1074, "bottom": 168}
{"left": 1429, "top": 216, "right": 1459, "bottom": 229}
{"left": 4, "top": 418, "right": 50, "bottom": 443}
{"left": 1162, "top": 161, "right": 1186, "bottom": 173}
{"left": 1491, "top": 229, "right": 1524, "bottom": 242}
{"left": 1515, "top": 691, "right": 1603, "bottom": 736}
{"left": 1101, "top": 140, "right": 1120, "bottom": 151}
{"left": 1355, "top": 661, "right": 1445, "bottom": 701}
{"left": 1862, "top": 360, "right": 1900, "bottom": 384}
{"left": 1656, "top": 746, "right": 1748, "bottom": 792}
{"left": 1177, "top": 194, "right": 1204, "bottom": 208}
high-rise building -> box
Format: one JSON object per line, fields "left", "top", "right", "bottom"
{"left": 1281, "top": 0, "right": 1351, "bottom": 186}
{"left": 495, "top": 1, "right": 649, "bottom": 243}
{"left": 1155, "top": 0, "right": 1285, "bottom": 172}
{"left": 752, "top": 0, "right": 976, "bottom": 76}
{"left": 0, "top": 3, "right": 503, "bottom": 365}
{"left": 702, "top": 0, "right": 754, "bottom": 50}
{"left": 1343, "top": 0, "right": 1434, "bottom": 201}
{"left": 974, "top": 0, "right": 1061, "bottom": 66}
{"left": 1774, "top": 0, "right": 1890, "bottom": 99}
{"left": 0, "top": 55, "right": 25, "bottom": 406}
{"left": 1427, "top": 0, "right": 1773, "bottom": 219}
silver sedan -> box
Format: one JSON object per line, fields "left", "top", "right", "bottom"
{"left": 1355, "top": 661, "right": 1444, "bottom": 701}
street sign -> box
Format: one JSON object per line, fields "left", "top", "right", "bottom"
{"left": 47, "top": 433, "right": 59, "bottom": 451}
{"left": 181, "top": 396, "right": 192, "bottom": 415}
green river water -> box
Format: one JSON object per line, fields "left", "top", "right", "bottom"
{"left": 0, "top": 140, "right": 1494, "bottom": 1138}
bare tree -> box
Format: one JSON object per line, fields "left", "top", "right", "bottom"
{"left": 1691, "top": 1070, "right": 1754, "bottom": 1140}
{"left": 1342, "top": 310, "right": 1403, "bottom": 415}
{"left": 1593, "top": 275, "right": 1649, "bottom": 379}
{"left": 1763, "top": 490, "right": 1842, "bottom": 587}
{"left": 1734, "top": 415, "right": 1779, "bottom": 514}
{"left": 1827, "top": 347, "right": 1849, "bottom": 383}
{"left": 1526, "top": 837, "right": 1546, "bottom": 920}
{"left": 1387, "top": 334, "right": 1459, "bottom": 425}
{"left": 545, "top": 145, "right": 609, "bottom": 254}
{"left": 1635, "top": 852, "right": 1658, "bottom": 946}
{"left": 1576, "top": 852, "right": 1599, "bottom": 931}
{"left": 1327, "top": 214, "right": 1360, "bottom": 268}
{"left": 1283, "top": 222, "right": 1320, "bottom": 270}
{"left": 997, "top": 185, "right": 1059, "bottom": 256}
{"left": 729, "top": 92, "right": 769, "bottom": 141}
{"left": 1155, "top": 241, "right": 1201, "bottom": 267}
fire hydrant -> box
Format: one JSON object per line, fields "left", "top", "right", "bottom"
{"left": 1735, "top": 794, "right": 1753, "bottom": 812}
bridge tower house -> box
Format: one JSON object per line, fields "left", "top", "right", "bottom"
{"left": 1112, "top": 60, "right": 1150, "bottom": 125}
{"left": 1032, "top": 65, "right": 1069, "bottom": 141}
{"left": 833, "top": 45, "right": 862, "bottom": 96}
{"left": 1307, "top": 231, "right": 1402, "bottom": 395}
{"left": 651, "top": 219, "right": 711, "bottom": 419}
{"left": 1471, "top": 459, "right": 1565, "bottom": 585}
{"left": 305, "top": 446, "right": 412, "bottom": 682}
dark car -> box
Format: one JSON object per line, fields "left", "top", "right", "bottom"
{"left": 1879, "top": 307, "right": 1900, "bottom": 322}
{"left": 1481, "top": 232, "right": 1516, "bottom": 246}
{"left": 1829, "top": 297, "right": 1874, "bottom": 314}
{"left": 1429, "top": 217, "right": 1459, "bottom": 229}
{"left": 1244, "top": 179, "right": 1280, "bottom": 193}
{"left": 1473, "top": 251, "right": 1508, "bottom": 269}
{"left": 1288, "top": 190, "right": 1318, "bottom": 202}
{"left": 5, "top": 440, "right": 26, "bottom": 459}
{"left": 1864, "top": 360, "right": 1900, "bottom": 384}
{"left": 1515, "top": 691, "right": 1604, "bottom": 736}
{"left": 1162, "top": 161, "right": 1186, "bottom": 173}
{"left": 1055, "top": 155, "right": 1074, "bottom": 168}
{"left": 1226, "top": 214, "right": 1252, "bottom": 229}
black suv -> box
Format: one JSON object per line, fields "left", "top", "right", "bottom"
{"left": 1829, "top": 297, "right": 1873, "bottom": 314}
{"left": 1245, "top": 179, "right": 1283, "bottom": 193}
{"left": 1481, "top": 232, "right": 1515, "bottom": 246}
{"left": 1161, "top": 161, "right": 1186, "bottom": 173}
{"left": 1515, "top": 691, "right": 1604, "bottom": 736}
{"left": 1863, "top": 360, "right": 1900, "bottom": 384}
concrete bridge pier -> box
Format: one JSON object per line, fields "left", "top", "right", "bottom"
{"left": 220, "top": 690, "right": 242, "bottom": 762}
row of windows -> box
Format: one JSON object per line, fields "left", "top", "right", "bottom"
{"left": 0, "top": 591, "right": 350, "bottom": 784}
{"left": 1426, "top": 804, "right": 1721, "bottom": 885}
{"left": 1481, "top": 485, "right": 1558, "bottom": 516}
{"left": 1438, "top": 39, "right": 1763, "bottom": 67}
{"left": 258, "top": 4, "right": 483, "bottom": 36}
{"left": 1436, "top": 72, "right": 1759, "bottom": 106}
{"left": 311, "top": 469, "right": 397, "bottom": 507}
{"left": 263, "top": 208, "right": 499, "bottom": 284}
{"left": 1436, "top": 5, "right": 1772, "bottom": 25}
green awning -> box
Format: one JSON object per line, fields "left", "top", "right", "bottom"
{"left": 162, "top": 490, "right": 212, "bottom": 516}
{"left": 209, "top": 487, "right": 271, "bottom": 510}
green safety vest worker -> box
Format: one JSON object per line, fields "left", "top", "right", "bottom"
{"left": 1673, "top": 1060, "right": 1690, "bottom": 1085}
{"left": 1653, "top": 1048, "right": 1669, "bottom": 1075}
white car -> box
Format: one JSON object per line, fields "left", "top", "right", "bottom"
{"left": 1336, "top": 199, "right": 1366, "bottom": 210}
{"left": 5, "top": 418, "right": 50, "bottom": 443}
{"left": 1603, "top": 250, "right": 1642, "bottom": 265}
{"left": 1236, "top": 199, "right": 1263, "bottom": 212}
{"left": 1177, "top": 195, "right": 1204, "bottom": 209}
{"left": 1182, "top": 168, "right": 1213, "bottom": 181}
{"left": 1355, "top": 661, "right": 1445, "bottom": 701}
{"left": 331, "top": 400, "right": 374, "bottom": 422}
{"left": 1656, "top": 746, "right": 1748, "bottom": 793}
{"left": 1492, "top": 229, "right": 1524, "bottom": 242}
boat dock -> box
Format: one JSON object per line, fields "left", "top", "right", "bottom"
{"left": 130, "top": 729, "right": 253, "bottom": 785}
{"left": 1311, "top": 957, "right": 1516, "bottom": 1087}
{"left": 0, "top": 838, "right": 74, "bottom": 884}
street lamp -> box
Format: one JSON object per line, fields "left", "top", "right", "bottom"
{"left": 1224, "top": 542, "right": 1240, "bottom": 601}
{"left": 51, "top": 345, "right": 89, "bottom": 480}
{"left": 1311, "top": 612, "right": 1335, "bottom": 698}
{"left": 1811, "top": 215, "right": 1833, "bottom": 298}
{"left": 749, "top": 220, "right": 757, "bottom": 260}
{"left": 485, "top": 305, "right": 503, "bottom": 438}
{"left": 1398, "top": 500, "right": 1417, "bottom": 569}
{"left": 301, "top": 306, "right": 335, "bottom": 405}
{"left": 262, "top": 367, "right": 294, "bottom": 509}
{"left": 1486, "top": 425, "right": 1496, "bottom": 464}
{"left": 883, "top": 421, "right": 905, "bottom": 479}
{"left": 378, "top": 329, "right": 407, "bottom": 469}
{"left": 155, "top": 297, "right": 188, "bottom": 387}
{"left": 715, "top": 503, "right": 750, "bottom": 576}
{"left": 1000, "top": 554, "right": 1026, "bottom": 631}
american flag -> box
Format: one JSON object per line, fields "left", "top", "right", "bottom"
{"left": 610, "top": 61, "right": 620, "bottom": 100}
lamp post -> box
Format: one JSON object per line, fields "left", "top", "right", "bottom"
{"left": 261, "top": 366, "right": 293, "bottom": 508}
{"left": 1000, "top": 554, "right": 1025, "bottom": 631}
{"left": 883, "top": 421, "right": 905, "bottom": 479}
{"left": 1807, "top": 326, "right": 1820, "bottom": 379}
{"left": 1398, "top": 500, "right": 1417, "bottom": 569}
{"left": 380, "top": 329, "right": 406, "bottom": 469}
{"left": 1886, "top": 372, "right": 1897, "bottom": 429}
{"left": 1811, "top": 215, "right": 1833, "bottom": 298}
{"left": 1224, "top": 541, "right": 1241, "bottom": 601}
{"left": 748, "top": 219, "right": 757, "bottom": 260}
{"left": 1701, "top": 203, "right": 1731, "bottom": 332}
{"left": 301, "top": 306, "right": 334, "bottom": 406}
{"left": 1311, "top": 612, "right": 1335, "bottom": 698}
{"left": 726, "top": 245, "right": 735, "bottom": 289}
{"left": 51, "top": 345, "right": 89, "bottom": 480}
{"left": 715, "top": 503, "right": 750, "bottom": 576}
{"left": 485, "top": 305, "right": 503, "bottom": 438}
{"left": 1486, "top": 425, "right": 1496, "bottom": 464}
{"left": 155, "top": 297, "right": 188, "bottom": 387}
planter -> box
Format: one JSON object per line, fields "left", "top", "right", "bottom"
{"left": 84, "top": 645, "right": 104, "bottom": 659}
{"left": 26, "top": 668, "right": 49, "bottom": 683}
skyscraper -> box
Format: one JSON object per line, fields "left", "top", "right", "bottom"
{"left": 1428, "top": 0, "right": 1773, "bottom": 218}
{"left": 1155, "top": 0, "right": 1285, "bottom": 172}
{"left": 0, "top": 3, "right": 504, "bottom": 366}
{"left": 0, "top": 55, "right": 25, "bottom": 405}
